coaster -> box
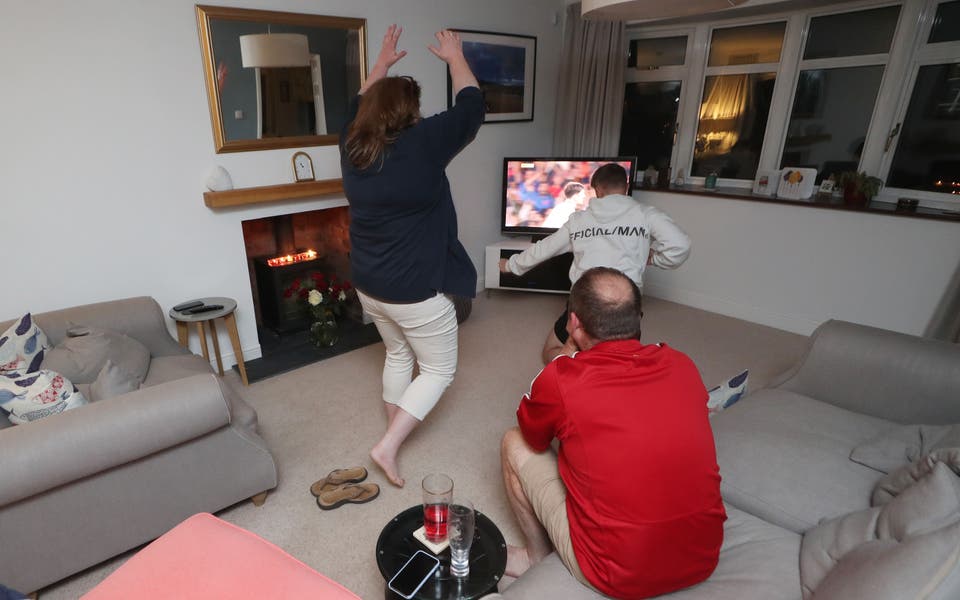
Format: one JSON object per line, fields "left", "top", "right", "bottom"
{"left": 413, "top": 526, "right": 449, "bottom": 554}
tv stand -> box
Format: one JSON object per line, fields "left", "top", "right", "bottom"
{"left": 484, "top": 241, "right": 572, "bottom": 295}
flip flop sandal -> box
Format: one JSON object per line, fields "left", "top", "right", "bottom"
{"left": 316, "top": 483, "right": 380, "bottom": 510}
{"left": 309, "top": 466, "right": 368, "bottom": 497}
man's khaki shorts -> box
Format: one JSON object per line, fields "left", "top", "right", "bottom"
{"left": 518, "top": 450, "right": 597, "bottom": 591}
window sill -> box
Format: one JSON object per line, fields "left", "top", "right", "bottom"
{"left": 636, "top": 184, "right": 960, "bottom": 223}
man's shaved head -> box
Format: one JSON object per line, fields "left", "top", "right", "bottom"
{"left": 569, "top": 267, "right": 643, "bottom": 341}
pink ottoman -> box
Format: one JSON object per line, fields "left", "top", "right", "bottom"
{"left": 83, "top": 513, "right": 360, "bottom": 599}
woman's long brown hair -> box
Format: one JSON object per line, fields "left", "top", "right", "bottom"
{"left": 344, "top": 76, "right": 421, "bottom": 171}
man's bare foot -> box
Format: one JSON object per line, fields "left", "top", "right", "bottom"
{"left": 370, "top": 444, "right": 404, "bottom": 487}
{"left": 505, "top": 545, "right": 533, "bottom": 578}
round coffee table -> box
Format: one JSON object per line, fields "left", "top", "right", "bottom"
{"left": 376, "top": 505, "right": 507, "bottom": 600}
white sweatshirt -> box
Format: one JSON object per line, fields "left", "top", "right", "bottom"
{"left": 506, "top": 193, "right": 691, "bottom": 290}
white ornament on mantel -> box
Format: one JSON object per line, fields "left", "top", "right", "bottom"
{"left": 205, "top": 165, "right": 234, "bottom": 192}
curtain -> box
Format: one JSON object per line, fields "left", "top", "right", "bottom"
{"left": 925, "top": 261, "right": 960, "bottom": 343}
{"left": 553, "top": 3, "right": 627, "bottom": 155}
{"left": 698, "top": 75, "right": 750, "bottom": 153}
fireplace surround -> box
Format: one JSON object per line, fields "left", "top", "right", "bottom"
{"left": 242, "top": 207, "right": 352, "bottom": 334}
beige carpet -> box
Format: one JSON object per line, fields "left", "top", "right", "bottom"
{"left": 40, "top": 292, "right": 807, "bottom": 599}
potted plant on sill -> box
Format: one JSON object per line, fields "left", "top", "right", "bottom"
{"left": 837, "top": 171, "right": 883, "bottom": 207}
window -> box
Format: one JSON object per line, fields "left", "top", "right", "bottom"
{"left": 620, "top": 0, "right": 960, "bottom": 206}
{"left": 619, "top": 34, "right": 690, "bottom": 176}
{"left": 781, "top": 6, "right": 900, "bottom": 182}
{"left": 692, "top": 22, "right": 785, "bottom": 179}
{"left": 694, "top": 73, "right": 776, "bottom": 178}
{"left": 782, "top": 67, "right": 885, "bottom": 181}
{"left": 628, "top": 36, "right": 687, "bottom": 69}
{"left": 929, "top": 0, "right": 960, "bottom": 43}
{"left": 707, "top": 22, "right": 785, "bottom": 66}
{"left": 883, "top": 1, "right": 960, "bottom": 199}
{"left": 619, "top": 82, "right": 682, "bottom": 175}
{"left": 887, "top": 62, "right": 960, "bottom": 193}
{"left": 804, "top": 6, "right": 901, "bottom": 59}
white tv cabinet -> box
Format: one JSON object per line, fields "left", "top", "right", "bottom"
{"left": 484, "top": 241, "right": 572, "bottom": 295}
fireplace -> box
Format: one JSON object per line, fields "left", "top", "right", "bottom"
{"left": 242, "top": 207, "right": 352, "bottom": 334}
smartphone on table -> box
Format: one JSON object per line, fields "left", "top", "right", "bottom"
{"left": 388, "top": 549, "right": 441, "bottom": 599}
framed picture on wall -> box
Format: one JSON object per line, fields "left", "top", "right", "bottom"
{"left": 448, "top": 30, "right": 536, "bottom": 123}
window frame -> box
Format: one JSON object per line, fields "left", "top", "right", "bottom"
{"left": 622, "top": 0, "right": 960, "bottom": 206}
{"left": 694, "top": 17, "right": 790, "bottom": 185}
{"left": 623, "top": 27, "right": 696, "bottom": 176}
{"left": 878, "top": 0, "right": 960, "bottom": 207}
{"left": 773, "top": 2, "right": 903, "bottom": 183}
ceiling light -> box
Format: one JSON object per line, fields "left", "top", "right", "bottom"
{"left": 239, "top": 33, "right": 310, "bottom": 68}
{"left": 582, "top": 0, "right": 748, "bottom": 21}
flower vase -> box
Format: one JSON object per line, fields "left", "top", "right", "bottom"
{"left": 310, "top": 318, "right": 339, "bottom": 348}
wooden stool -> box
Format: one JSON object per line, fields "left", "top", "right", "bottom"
{"left": 169, "top": 297, "right": 248, "bottom": 386}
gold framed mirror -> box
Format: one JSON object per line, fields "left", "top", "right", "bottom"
{"left": 196, "top": 5, "right": 367, "bottom": 153}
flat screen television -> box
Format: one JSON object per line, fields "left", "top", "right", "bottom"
{"left": 501, "top": 157, "right": 638, "bottom": 236}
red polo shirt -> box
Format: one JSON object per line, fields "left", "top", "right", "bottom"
{"left": 517, "top": 339, "right": 726, "bottom": 599}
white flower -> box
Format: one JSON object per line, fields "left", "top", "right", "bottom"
{"left": 307, "top": 289, "right": 322, "bottom": 306}
{"left": 338, "top": 291, "right": 346, "bottom": 302}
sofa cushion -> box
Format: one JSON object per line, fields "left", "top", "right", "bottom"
{"left": 800, "top": 462, "right": 960, "bottom": 600}
{"left": 711, "top": 389, "right": 892, "bottom": 533}
{"left": 0, "top": 369, "right": 88, "bottom": 425}
{"left": 872, "top": 447, "right": 960, "bottom": 506}
{"left": 496, "top": 505, "right": 801, "bottom": 600}
{"left": 141, "top": 354, "right": 213, "bottom": 387}
{"left": 0, "top": 314, "right": 49, "bottom": 373}
{"left": 41, "top": 325, "right": 150, "bottom": 385}
{"left": 849, "top": 423, "right": 956, "bottom": 473}
{"left": 88, "top": 359, "right": 143, "bottom": 402}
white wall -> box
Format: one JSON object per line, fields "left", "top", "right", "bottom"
{"left": 636, "top": 190, "right": 960, "bottom": 336}
{"left": 1, "top": 0, "right": 566, "bottom": 364}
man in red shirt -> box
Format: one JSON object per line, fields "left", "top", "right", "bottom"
{"left": 501, "top": 267, "right": 726, "bottom": 599}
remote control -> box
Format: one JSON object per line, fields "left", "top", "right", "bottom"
{"left": 185, "top": 304, "right": 224, "bottom": 314}
{"left": 173, "top": 299, "right": 204, "bottom": 312}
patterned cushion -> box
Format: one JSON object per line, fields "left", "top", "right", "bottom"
{"left": 0, "top": 369, "right": 88, "bottom": 425}
{"left": 0, "top": 314, "right": 49, "bottom": 373}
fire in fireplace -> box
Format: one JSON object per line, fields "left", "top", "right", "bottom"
{"left": 267, "top": 249, "right": 318, "bottom": 267}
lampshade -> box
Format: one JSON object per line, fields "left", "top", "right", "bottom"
{"left": 582, "top": 0, "right": 748, "bottom": 20}
{"left": 239, "top": 33, "right": 310, "bottom": 68}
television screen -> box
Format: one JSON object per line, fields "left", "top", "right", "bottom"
{"left": 502, "top": 157, "right": 638, "bottom": 235}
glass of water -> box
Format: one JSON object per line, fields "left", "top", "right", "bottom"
{"left": 448, "top": 499, "right": 475, "bottom": 577}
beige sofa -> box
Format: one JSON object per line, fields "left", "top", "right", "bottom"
{"left": 0, "top": 297, "right": 277, "bottom": 594}
{"left": 490, "top": 320, "right": 960, "bottom": 599}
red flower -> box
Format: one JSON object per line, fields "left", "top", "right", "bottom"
{"left": 282, "top": 288, "right": 294, "bottom": 298}
{"left": 298, "top": 289, "right": 308, "bottom": 300}
{"left": 291, "top": 278, "right": 301, "bottom": 290}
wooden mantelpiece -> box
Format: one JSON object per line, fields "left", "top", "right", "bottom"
{"left": 203, "top": 178, "right": 344, "bottom": 208}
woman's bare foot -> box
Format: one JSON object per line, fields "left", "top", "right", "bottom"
{"left": 371, "top": 443, "right": 404, "bottom": 487}
{"left": 505, "top": 544, "right": 532, "bottom": 578}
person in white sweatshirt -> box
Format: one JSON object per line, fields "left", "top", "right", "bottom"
{"left": 499, "top": 163, "right": 691, "bottom": 364}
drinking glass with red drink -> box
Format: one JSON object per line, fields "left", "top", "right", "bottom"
{"left": 422, "top": 473, "right": 453, "bottom": 542}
